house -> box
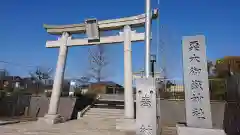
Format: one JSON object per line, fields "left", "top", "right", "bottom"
{"left": 168, "top": 85, "right": 184, "bottom": 92}
{"left": 44, "top": 79, "right": 70, "bottom": 96}
{"left": 88, "top": 81, "right": 124, "bottom": 94}
{"left": 0, "top": 76, "right": 22, "bottom": 91}
{"left": 216, "top": 56, "right": 240, "bottom": 77}
{"left": 0, "top": 75, "right": 70, "bottom": 96}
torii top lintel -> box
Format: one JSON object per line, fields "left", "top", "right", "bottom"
{"left": 43, "top": 9, "right": 158, "bottom": 35}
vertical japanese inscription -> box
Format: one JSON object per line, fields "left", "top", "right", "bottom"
{"left": 188, "top": 40, "right": 206, "bottom": 119}
{"left": 183, "top": 35, "right": 212, "bottom": 128}
{"left": 139, "top": 124, "right": 153, "bottom": 135}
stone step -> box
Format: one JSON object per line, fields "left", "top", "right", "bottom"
{"left": 93, "top": 103, "right": 124, "bottom": 106}
{"left": 73, "top": 122, "right": 117, "bottom": 129}
{"left": 83, "top": 113, "right": 122, "bottom": 117}
{"left": 87, "top": 110, "right": 124, "bottom": 113}
{"left": 71, "top": 123, "right": 117, "bottom": 129}
{"left": 81, "top": 115, "right": 120, "bottom": 119}
{"left": 161, "top": 127, "right": 177, "bottom": 135}
{"left": 89, "top": 108, "right": 124, "bottom": 111}
{"left": 88, "top": 110, "right": 124, "bottom": 114}
{"left": 83, "top": 115, "right": 124, "bottom": 119}
{"left": 71, "top": 119, "right": 117, "bottom": 124}
{"left": 85, "top": 112, "right": 124, "bottom": 116}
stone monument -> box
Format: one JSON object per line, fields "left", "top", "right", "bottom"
{"left": 177, "top": 35, "right": 225, "bottom": 135}
{"left": 135, "top": 77, "right": 158, "bottom": 135}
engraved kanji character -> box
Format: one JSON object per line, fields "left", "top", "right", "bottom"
{"left": 191, "top": 92, "right": 204, "bottom": 102}
{"left": 192, "top": 108, "right": 206, "bottom": 119}
{"left": 189, "top": 54, "right": 200, "bottom": 63}
{"left": 189, "top": 41, "right": 200, "bottom": 51}
{"left": 140, "top": 94, "right": 152, "bottom": 107}
{"left": 191, "top": 80, "right": 203, "bottom": 90}
{"left": 139, "top": 125, "right": 153, "bottom": 135}
{"left": 189, "top": 66, "right": 201, "bottom": 75}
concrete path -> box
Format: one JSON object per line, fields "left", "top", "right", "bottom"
{"left": 0, "top": 119, "right": 130, "bottom": 135}
{"left": 0, "top": 121, "right": 177, "bottom": 135}
{"left": 0, "top": 108, "right": 177, "bottom": 135}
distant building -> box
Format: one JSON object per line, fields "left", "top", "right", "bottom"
{"left": 44, "top": 79, "right": 70, "bottom": 96}
{"left": 0, "top": 75, "right": 22, "bottom": 90}
{"left": 168, "top": 85, "right": 184, "bottom": 92}
{"left": 216, "top": 56, "right": 240, "bottom": 77}
{"left": 88, "top": 81, "right": 124, "bottom": 94}
{"left": 0, "top": 69, "right": 8, "bottom": 79}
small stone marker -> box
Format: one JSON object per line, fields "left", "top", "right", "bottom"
{"left": 182, "top": 35, "right": 212, "bottom": 128}
{"left": 136, "top": 77, "right": 157, "bottom": 135}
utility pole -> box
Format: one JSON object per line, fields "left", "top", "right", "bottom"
{"left": 150, "top": 54, "right": 156, "bottom": 78}
{"left": 145, "top": 0, "right": 151, "bottom": 78}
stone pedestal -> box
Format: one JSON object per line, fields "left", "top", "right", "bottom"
{"left": 135, "top": 77, "right": 157, "bottom": 135}
{"left": 38, "top": 114, "right": 64, "bottom": 125}
{"left": 116, "top": 118, "right": 136, "bottom": 131}
{"left": 176, "top": 124, "right": 226, "bottom": 135}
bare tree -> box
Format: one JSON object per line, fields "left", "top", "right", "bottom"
{"left": 78, "top": 76, "right": 90, "bottom": 85}
{"left": 29, "top": 67, "right": 52, "bottom": 81}
{"left": 29, "top": 66, "right": 53, "bottom": 95}
{"left": 207, "top": 60, "right": 216, "bottom": 77}
{"left": 88, "top": 45, "right": 108, "bottom": 82}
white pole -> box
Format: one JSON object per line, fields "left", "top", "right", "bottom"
{"left": 145, "top": 0, "right": 151, "bottom": 78}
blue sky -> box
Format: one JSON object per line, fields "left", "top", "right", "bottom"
{"left": 0, "top": 0, "right": 240, "bottom": 85}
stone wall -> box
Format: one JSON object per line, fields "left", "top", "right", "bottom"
{"left": 0, "top": 94, "right": 31, "bottom": 117}
{"left": 97, "top": 97, "right": 226, "bottom": 129}
{"left": 159, "top": 100, "right": 225, "bottom": 129}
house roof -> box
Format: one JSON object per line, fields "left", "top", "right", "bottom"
{"left": 90, "top": 81, "right": 123, "bottom": 87}
{"left": 1, "top": 76, "right": 22, "bottom": 81}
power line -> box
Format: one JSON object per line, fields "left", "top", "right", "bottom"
{"left": 156, "top": 0, "right": 166, "bottom": 77}
{"left": 156, "top": 0, "right": 160, "bottom": 71}
{"left": 0, "top": 60, "right": 37, "bottom": 68}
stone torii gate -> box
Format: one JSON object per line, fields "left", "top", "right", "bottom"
{"left": 41, "top": 10, "right": 158, "bottom": 124}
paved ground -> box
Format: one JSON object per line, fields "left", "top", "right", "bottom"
{"left": 0, "top": 120, "right": 131, "bottom": 135}
{"left": 0, "top": 107, "right": 177, "bottom": 135}
{"left": 0, "top": 107, "right": 131, "bottom": 135}
{"left": 0, "top": 121, "right": 176, "bottom": 135}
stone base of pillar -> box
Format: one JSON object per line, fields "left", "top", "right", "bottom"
{"left": 116, "top": 118, "right": 135, "bottom": 131}
{"left": 38, "top": 114, "right": 64, "bottom": 125}
{"left": 176, "top": 124, "right": 226, "bottom": 135}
